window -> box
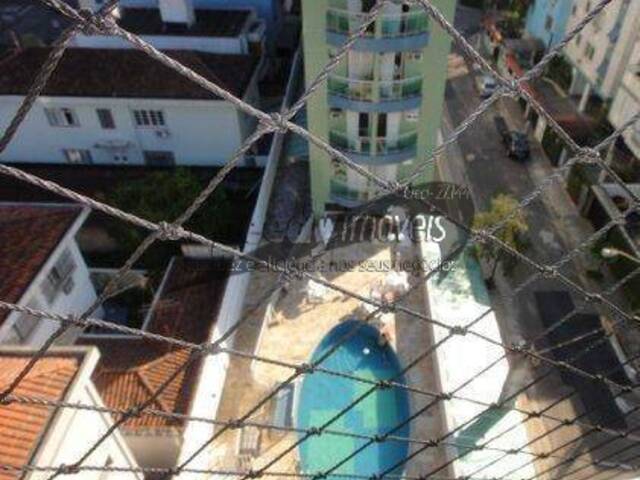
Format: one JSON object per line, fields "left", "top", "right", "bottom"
{"left": 585, "top": 43, "right": 596, "bottom": 61}
{"left": 358, "top": 113, "right": 370, "bottom": 137}
{"left": 41, "top": 249, "right": 76, "bottom": 304}
{"left": 377, "top": 113, "right": 387, "bottom": 138}
{"left": 133, "top": 109, "right": 165, "bottom": 127}
{"left": 63, "top": 149, "right": 93, "bottom": 164}
{"left": 144, "top": 150, "right": 175, "bottom": 167}
{"left": 45, "top": 107, "right": 79, "bottom": 127}
{"left": 97, "top": 108, "right": 115, "bottom": 129}
{"left": 576, "top": 34, "right": 582, "bottom": 46}
{"left": 12, "top": 301, "right": 41, "bottom": 343}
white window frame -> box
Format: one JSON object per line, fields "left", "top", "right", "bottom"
{"left": 45, "top": 107, "right": 79, "bottom": 127}
{"left": 41, "top": 248, "right": 77, "bottom": 304}
{"left": 63, "top": 149, "right": 93, "bottom": 164}
{"left": 97, "top": 108, "right": 116, "bottom": 129}
{"left": 133, "top": 109, "right": 166, "bottom": 128}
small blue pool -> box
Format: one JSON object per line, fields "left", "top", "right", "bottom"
{"left": 296, "top": 320, "right": 410, "bottom": 478}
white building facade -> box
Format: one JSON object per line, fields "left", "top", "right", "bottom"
{"left": 0, "top": 95, "right": 258, "bottom": 166}
{"left": 0, "top": 205, "right": 99, "bottom": 348}
{"left": 608, "top": 32, "right": 640, "bottom": 159}
{"left": 21, "top": 347, "right": 143, "bottom": 480}
{"left": 0, "top": 48, "right": 261, "bottom": 166}
{"left": 564, "top": 0, "right": 640, "bottom": 111}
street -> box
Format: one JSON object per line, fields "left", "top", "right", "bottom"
{"left": 437, "top": 50, "right": 640, "bottom": 479}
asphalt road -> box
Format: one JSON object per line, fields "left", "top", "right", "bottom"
{"left": 439, "top": 51, "right": 640, "bottom": 479}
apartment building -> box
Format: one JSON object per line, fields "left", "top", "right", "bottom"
{"left": 0, "top": 46, "right": 260, "bottom": 166}
{"left": 79, "top": 0, "right": 281, "bottom": 47}
{"left": 73, "top": 0, "right": 267, "bottom": 57}
{"left": 80, "top": 257, "right": 233, "bottom": 476}
{"left": 564, "top": 0, "right": 640, "bottom": 111}
{"left": 609, "top": 32, "right": 640, "bottom": 159}
{"left": 0, "top": 347, "right": 141, "bottom": 480}
{"left": 525, "top": 0, "right": 573, "bottom": 49}
{"left": 302, "top": 0, "right": 456, "bottom": 215}
{"left": 0, "top": 204, "right": 98, "bottom": 348}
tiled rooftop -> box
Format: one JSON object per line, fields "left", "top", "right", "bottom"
{"left": 119, "top": 8, "right": 251, "bottom": 38}
{"left": 0, "top": 204, "right": 83, "bottom": 326}
{"left": 81, "top": 257, "right": 230, "bottom": 430}
{"left": 0, "top": 47, "right": 258, "bottom": 100}
{"left": 0, "top": 353, "right": 80, "bottom": 479}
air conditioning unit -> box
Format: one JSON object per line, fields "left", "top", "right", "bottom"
{"left": 155, "top": 129, "right": 171, "bottom": 139}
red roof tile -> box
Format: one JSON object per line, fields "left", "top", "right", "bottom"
{"left": 0, "top": 354, "right": 80, "bottom": 479}
{"left": 0, "top": 204, "right": 83, "bottom": 325}
{"left": 82, "top": 258, "right": 230, "bottom": 430}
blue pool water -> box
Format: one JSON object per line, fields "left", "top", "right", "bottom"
{"left": 297, "top": 320, "right": 411, "bottom": 478}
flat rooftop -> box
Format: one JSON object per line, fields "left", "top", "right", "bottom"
{"left": 118, "top": 7, "right": 251, "bottom": 38}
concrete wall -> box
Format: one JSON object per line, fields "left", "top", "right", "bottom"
{"left": 0, "top": 96, "right": 255, "bottom": 166}
{"left": 27, "top": 348, "right": 142, "bottom": 480}
{"left": 0, "top": 210, "right": 99, "bottom": 348}
{"left": 525, "top": 0, "right": 573, "bottom": 48}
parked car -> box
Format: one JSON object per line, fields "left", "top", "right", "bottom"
{"left": 506, "top": 132, "right": 531, "bottom": 161}
{"left": 477, "top": 75, "right": 498, "bottom": 98}
{"left": 494, "top": 116, "right": 530, "bottom": 160}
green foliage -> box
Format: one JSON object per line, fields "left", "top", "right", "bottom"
{"left": 106, "top": 168, "right": 235, "bottom": 268}
{"left": 473, "top": 194, "right": 529, "bottom": 274}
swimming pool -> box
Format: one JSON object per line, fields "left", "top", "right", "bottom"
{"left": 296, "top": 320, "right": 411, "bottom": 478}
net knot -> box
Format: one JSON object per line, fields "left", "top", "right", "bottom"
{"left": 58, "top": 463, "right": 80, "bottom": 475}
{"left": 576, "top": 147, "right": 601, "bottom": 165}
{"left": 78, "top": 9, "right": 117, "bottom": 36}
{"left": 157, "top": 222, "right": 185, "bottom": 241}
{"left": 267, "top": 112, "right": 289, "bottom": 134}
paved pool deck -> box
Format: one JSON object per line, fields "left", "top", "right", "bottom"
{"left": 209, "top": 241, "right": 453, "bottom": 478}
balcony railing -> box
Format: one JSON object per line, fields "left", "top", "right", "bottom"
{"left": 326, "top": 8, "right": 429, "bottom": 38}
{"left": 329, "top": 130, "right": 417, "bottom": 157}
{"left": 330, "top": 179, "right": 367, "bottom": 203}
{"left": 328, "top": 75, "right": 423, "bottom": 102}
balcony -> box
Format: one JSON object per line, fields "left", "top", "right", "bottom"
{"left": 326, "top": 8, "right": 429, "bottom": 52}
{"left": 328, "top": 75, "right": 423, "bottom": 111}
{"left": 329, "top": 130, "right": 417, "bottom": 164}
{"left": 330, "top": 179, "right": 368, "bottom": 206}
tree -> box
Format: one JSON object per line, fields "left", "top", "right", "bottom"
{"left": 106, "top": 168, "right": 235, "bottom": 270}
{"left": 473, "top": 193, "right": 528, "bottom": 286}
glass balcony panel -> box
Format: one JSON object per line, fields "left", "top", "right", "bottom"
{"left": 329, "top": 130, "right": 373, "bottom": 155}
{"left": 329, "top": 76, "right": 422, "bottom": 102}
{"left": 330, "top": 129, "right": 417, "bottom": 158}
{"left": 379, "top": 76, "right": 422, "bottom": 101}
{"left": 375, "top": 131, "right": 418, "bottom": 154}
{"left": 328, "top": 77, "right": 375, "bottom": 101}
{"left": 330, "top": 179, "right": 367, "bottom": 203}
{"left": 326, "top": 8, "right": 428, "bottom": 38}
